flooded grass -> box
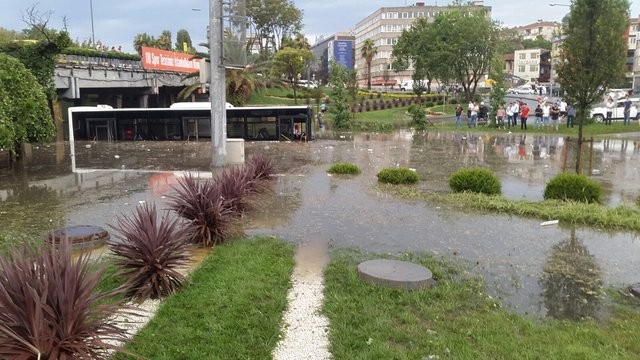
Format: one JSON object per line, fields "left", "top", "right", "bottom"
{"left": 378, "top": 184, "right": 640, "bottom": 232}
{"left": 324, "top": 249, "right": 640, "bottom": 359}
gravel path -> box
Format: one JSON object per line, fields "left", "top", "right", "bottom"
{"left": 273, "top": 239, "right": 332, "bottom": 360}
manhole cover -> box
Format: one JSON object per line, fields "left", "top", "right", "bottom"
{"left": 47, "top": 225, "right": 110, "bottom": 251}
{"left": 357, "top": 259, "right": 435, "bottom": 290}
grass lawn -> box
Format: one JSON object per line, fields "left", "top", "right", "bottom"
{"left": 114, "top": 237, "right": 294, "bottom": 360}
{"left": 376, "top": 184, "right": 640, "bottom": 232}
{"left": 323, "top": 250, "right": 640, "bottom": 360}
{"left": 431, "top": 118, "right": 640, "bottom": 136}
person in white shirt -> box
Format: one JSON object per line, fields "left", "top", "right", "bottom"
{"left": 605, "top": 97, "right": 615, "bottom": 125}
{"left": 511, "top": 101, "right": 520, "bottom": 128}
{"left": 542, "top": 103, "right": 551, "bottom": 128}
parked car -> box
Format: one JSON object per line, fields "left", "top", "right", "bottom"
{"left": 399, "top": 81, "right": 414, "bottom": 91}
{"left": 297, "top": 80, "right": 318, "bottom": 89}
{"left": 507, "top": 85, "right": 535, "bottom": 95}
{"left": 590, "top": 98, "right": 639, "bottom": 122}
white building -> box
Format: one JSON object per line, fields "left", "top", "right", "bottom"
{"left": 513, "top": 48, "right": 551, "bottom": 84}
{"left": 353, "top": 1, "right": 491, "bottom": 89}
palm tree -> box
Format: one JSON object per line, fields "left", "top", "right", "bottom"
{"left": 361, "top": 38, "right": 377, "bottom": 90}
{"left": 133, "top": 33, "right": 154, "bottom": 55}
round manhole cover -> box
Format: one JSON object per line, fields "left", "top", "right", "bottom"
{"left": 47, "top": 225, "right": 110, "bottom": 251}
{"left": 357, "top": 259, "right": 435, "bottom": 290}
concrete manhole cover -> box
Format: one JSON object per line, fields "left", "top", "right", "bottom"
{"left": 357, "top": 259, "right": 435, "bottom": 290}
{"left": 47, "top": 225, "right": 110, "bottom": 251}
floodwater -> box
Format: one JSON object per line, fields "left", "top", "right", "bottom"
{"left": 1, "top": 130, "right": 640, "bottom": 320}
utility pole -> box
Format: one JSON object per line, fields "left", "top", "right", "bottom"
{"left": 210, "top": 0, "right": 227, "bottom": 167}
{"left": 89, "top": 0, "right": 95, "bottom": 48}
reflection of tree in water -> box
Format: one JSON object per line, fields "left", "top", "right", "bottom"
{"left": 540, "top": 228, "right": 604, "bottom": 320}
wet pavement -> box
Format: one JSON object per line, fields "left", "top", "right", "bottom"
{"left": 1, "top": 131, "right": 640, "bottom": 320}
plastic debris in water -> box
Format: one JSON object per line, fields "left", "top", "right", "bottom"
{"left": 114, "top": 155, "right": 120, "bottom": 159}
{"left": 540, "top": 220, "right": 559, "bottom": 226}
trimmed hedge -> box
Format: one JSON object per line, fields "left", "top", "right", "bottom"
{"left": 61, "top": 47, "right": 141, "bottom": 61}
{"left": 328, "top": 163, "right": 361, "bottom": 175}
{"left": 449, "top": 168, "right": 501, "bottom": 195}
{"left": 377, "top": 168, "right": 419, "bottom": 184}
{"left": 544, "top": 173, "right": 603, "bottom": 204}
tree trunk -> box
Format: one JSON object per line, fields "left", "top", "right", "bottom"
{"left": 366, "top": 63, "right": 371, "bottom": 90}
{"left": 575, "top": 107, "right": 585, "bottom": 174}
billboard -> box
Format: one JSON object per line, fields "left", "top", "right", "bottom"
{"left": 332, "top": 40, "right": 353, "bottom": 69}
{"left": 141, "top": 47, "right": 201, "bottom": 73}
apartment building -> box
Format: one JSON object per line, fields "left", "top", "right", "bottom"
{"left": 511, "top": 20, "right": 560, "bottom": 42}
{"left": 353, "top": 1, "right": 491, "bottom": 88}
{"left": 310, "top": 32, "right": 355, "bottom": 85}
{"left": 513, "top": 48, "right": 551, "bottom": 84}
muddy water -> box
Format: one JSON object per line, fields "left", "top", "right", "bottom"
{"left": 1, "top": 132, "right": 640, "bottom": 319}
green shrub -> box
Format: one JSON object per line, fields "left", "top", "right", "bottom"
{"left": 449, "top": 168, "right": 501, "bottom": 195}
{"left": 543, "top": 173, "right": 603, "bottom": 204}
{"left": 408, "top": 105, "right": 427, "bottom": 130}
{"left": 377, "top": 168, "right": 419, "bottom": 184}
{"left": 328, "top": 163, "right": 361, "bottom": 175}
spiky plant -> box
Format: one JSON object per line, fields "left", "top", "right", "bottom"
{"left": 216, "top": 165, "right": 260, "bottom": 214}
{"left": 109, "top": 202, "right": 192, "bottom": 301}
{"left": 246, "top": 154, "right": 274, "bottom": 181}
{"left": 168, "top": 174, "right": 235, "bottom": 246}
{"left": 0, "top": 238, "right": 129, "bottom": 359}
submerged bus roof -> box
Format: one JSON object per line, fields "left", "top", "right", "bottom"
{"left": 68, "top": 103, "right": 312, "bottom": 112}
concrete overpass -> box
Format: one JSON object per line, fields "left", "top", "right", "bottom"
{"left": 54, "top": 54, "right": 199, "bottom": 108}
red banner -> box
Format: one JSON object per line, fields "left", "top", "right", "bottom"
{"left": 141, "top": 47, "right": 200, "bottom": 73}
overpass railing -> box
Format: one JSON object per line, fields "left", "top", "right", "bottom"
{"left": 57, "top": 54, "right": 143, "bottom": 71}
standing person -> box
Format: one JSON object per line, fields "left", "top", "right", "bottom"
{"left": 623, "top": 95, "right": 632, "bottom": 126}
{"left": 512, "top": 101, "right": 520, "bottom": 128}
{"left": 566, "top": 104, "right": 576, "bottom": 128}
{"left": 320, "top": 100, "right": 327, "bottom": 114}
{"left": 496, "top": 104, "right": 506, "bottom": 129}
{"left": 542, "top": 102, "right": 551, "bottom": 128}
{"left": 506, "top": 102, "right": 514, "bottom": 128}
{"left": 467, "top": 100, "right": 474, "bottom": 122}
{"left": 470, "top": 102, "right": 479, "bottom": 128}
{"left": 559, "top": 99, "right": 568, "bottom": 120}
{"left": 605, "top": 97, "right": 615, "bottom": 125}
{"left": 534, "top": 104, "right": 543, "bottom": 129}
{"left": 550, "top": 102, "right": 561, "bottom": 130}
{"left": 520, "top": 101, "right": 530, "bottom": 130}
{"left": 454, "top": 104, "right": 463, "bottom": 129}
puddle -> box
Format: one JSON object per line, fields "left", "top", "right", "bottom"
{"left": 2, "top": 131, "right": 640, "bottom": 319}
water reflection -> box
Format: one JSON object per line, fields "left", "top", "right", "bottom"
{"left": 2, "top": 132, "right": 640, "bottom": 319}
{"left": 540, "top": 228, "right": 604, "bottom": 320}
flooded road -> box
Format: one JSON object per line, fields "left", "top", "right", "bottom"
{"left": 1, "top": 130, "right": 640, "bottom": 320}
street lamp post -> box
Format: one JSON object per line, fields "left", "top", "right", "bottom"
{"left": 89, "top": 0, "right": 95, "bottom": 48}
{"left": 209, "top": 0, "right": 227, "bottom": 167}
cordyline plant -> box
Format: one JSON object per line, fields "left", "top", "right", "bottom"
{"left": 109, "top": 202, "right": 192, "bottom": 301}
{"left": 246, "top": 154, "right": 274, "bottom": 181}
{"left": 168, "top": 174, "right": 235, "bottom": 246}
{"left": 216, "top": 165, "right": 260, "bottom": 214}
{"left": 0, "top": 238, "right": 130, "bottom": 359}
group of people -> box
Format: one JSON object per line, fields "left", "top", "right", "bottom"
{"left": 454, "top": 98, "right": 576, "bottom": 131}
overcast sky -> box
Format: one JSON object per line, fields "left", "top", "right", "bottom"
{"left": 1, "top": 0, "right": 640, "bottom": 53}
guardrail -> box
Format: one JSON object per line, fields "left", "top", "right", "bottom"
{"left": 56, "top": 54, "right": 143, "bottom": 71}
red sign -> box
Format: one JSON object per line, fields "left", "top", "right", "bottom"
{"left": 141, "top": 47, "right": 200, "bottom": 73}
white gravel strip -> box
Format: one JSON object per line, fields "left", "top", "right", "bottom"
{"left": 273, "top": 241, "right": 332, "bottom": 360}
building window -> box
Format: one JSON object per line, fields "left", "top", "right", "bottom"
{"left": 531, "top": 52, "right": 539, "bottom": 59}
{"left": 530, "top": 65, "right": 539, "bottom": 72}
{"left": 519, "top": 65, "right": 526, "bottom": 72}
{"left": 518, "top": 53, "right": 526, "bottom": 60}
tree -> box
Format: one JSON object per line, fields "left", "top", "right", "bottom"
{"left": 328, "top": 62, "right": 352, "bottom": 130}
{"left": 133, "top": 32, "right": 155, "bottom": 55}
{"left": 156, "top": 30, "right": 172, "bottom": 50}
{"left": 0, "top": 53, "right": 55, "bottom": 159}
{"left": 522, "top": 35, "right": 552, "bottom": 50}
{"left": 360, "top": 38, "right": 377, "bottom": 90}
{"left": 246, "top": 0, "right": 302, "bottom": 58}
{"left": 488, "top": 56, "right": 507, "bottom": 124}
{"left": 175, "top": 29, "right": 193, "bottom": 53}
{"left": 557, "top": 0, "right": 629, "bottom": 173}
{"left": 427, "top": 8, "right": 499, "bottom": 101}
{"left": 271, "top": 47, "right": 314, "bottom": 104}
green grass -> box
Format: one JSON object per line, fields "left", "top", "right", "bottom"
{"left": 323, "top": 249, "right": 640, "bottom": 360}
{"left": 376, "top": 184, "right": 640, "bottom": 231}
{"left": 433, "top": 120, "right": 640, "bottom": 136}
{"left": 115, "top": 237, "right": 294, "bottom": 360}
{"left": 328, "top": 162, "right": 361, "bottom": 175}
